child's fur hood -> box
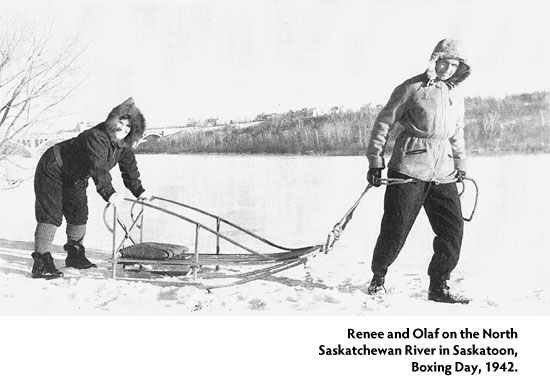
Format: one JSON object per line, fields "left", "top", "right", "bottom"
{"left": 426, "top": 38, "right": 471, "bottom": 88}
{"left": 104, "top": 97, "right": 146, "bottom": 148}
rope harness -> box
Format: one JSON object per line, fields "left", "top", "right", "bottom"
{"left": 324, "top": 176, "right": 479, "bottom": 254}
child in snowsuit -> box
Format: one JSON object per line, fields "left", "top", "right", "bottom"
{"left": 365, "top": 39, "right": 471, "bottom": 303}
{"left": 31, "top": 97, "right": 151, "bottom": 279}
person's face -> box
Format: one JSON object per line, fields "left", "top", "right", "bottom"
{"left": 115, "top": 118, "right": 131, "bottom": 139}
{"left": 435, "top": 58, "right": 460, "bottom": 81}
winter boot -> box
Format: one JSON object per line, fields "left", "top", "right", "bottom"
{"left": 367, "top": 274, "right": 386, "bottom": 295}
{"left": 64, "top": 241, "right": 97, "bottom": 269}
{"left": 428, "top": 278, "right": 469, "bottom": 304}
{"left": 31, "top": 252, "right": 64, "bottom": 279}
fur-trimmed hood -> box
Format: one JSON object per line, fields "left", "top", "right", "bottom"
{"left": 426, "top": 38, "right": 471, "bottom": 88}
{"left": 104, "top": 97, "right": 146, "bottom": 148}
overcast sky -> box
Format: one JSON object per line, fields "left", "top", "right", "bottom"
{"left": 9, "top": 0, "right": 550, "bottom": 128}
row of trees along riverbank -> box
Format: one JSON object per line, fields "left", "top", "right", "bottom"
{"left": 136, "top": 91, "right": 550, "bottom": 156}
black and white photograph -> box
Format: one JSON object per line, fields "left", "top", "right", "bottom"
{"left": 0, "top": 0, "right": 548, "bottom": 385}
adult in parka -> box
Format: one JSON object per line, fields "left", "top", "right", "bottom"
{"left": 365, "top": 39, "right": 471, "bottom": 304}
{"left": 31, "top": 97, "right": 152, "bottom": 279}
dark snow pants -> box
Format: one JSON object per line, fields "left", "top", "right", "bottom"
{"left": 34, "top": 146, "right": 89, "bottom": 227}
{"left": 371, "top": 170, "right": 463, "bottom": 281}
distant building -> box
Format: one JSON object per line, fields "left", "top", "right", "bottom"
{"left": 204, "top": 117, "right": 218, "bottom": 127}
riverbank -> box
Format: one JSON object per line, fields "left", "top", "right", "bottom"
{"left": 137, "top": 91, "right": 550, "bottom": 156}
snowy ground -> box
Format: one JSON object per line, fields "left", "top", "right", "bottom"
{"left": 1, "top": 154, "right": 549, "bottom": 315}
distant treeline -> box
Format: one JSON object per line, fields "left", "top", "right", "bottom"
{"left": 136, "top": 91, "right": 550, "bottom": 155}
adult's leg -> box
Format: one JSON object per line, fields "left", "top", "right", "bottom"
{"left": 371, "top": 171, "right": 429, "bottom": 277}
{"left": 423, "top": 182, "right": 463, "bottom": 281}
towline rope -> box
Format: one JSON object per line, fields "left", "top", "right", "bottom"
{"left": 324, "top": 176, "right": 479, "bottom": 254}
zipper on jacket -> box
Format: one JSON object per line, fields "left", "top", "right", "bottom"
{"left": 431, "top": 86, "right": 446, "bottom": 181}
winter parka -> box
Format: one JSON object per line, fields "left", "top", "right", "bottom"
{"left": 366, "top": 39, "right": 471, "bottom": 183}
{"left": 46, "top": 98, "right": 146, "bottom": 201}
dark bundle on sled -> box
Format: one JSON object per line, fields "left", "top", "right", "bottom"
{"left": 120, "top": 242, "right": 189, "bottom": 260}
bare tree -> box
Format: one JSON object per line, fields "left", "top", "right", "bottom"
{"left": 482, "top": 111, "right": 500, "bottom": 137}
{"left": 0, "top": 18, "right": 83, "bottom": 189}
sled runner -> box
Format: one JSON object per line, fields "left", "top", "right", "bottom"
{"left": 104, "top": 197, "right": 323, "bottom": 289}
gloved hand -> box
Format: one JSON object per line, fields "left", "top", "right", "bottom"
{"left": 138, "top": 191, "right": 154, "bottom": 202}
{"left": 108, "top": 192, "right": 124, "bottom": 207}
{"left": 455, "top": 170, "right": 466, "bottom": 182}
{"left": 367, "top": 168, "right": 383, "bottom": 187}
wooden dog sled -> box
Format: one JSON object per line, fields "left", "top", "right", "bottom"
{"left": 104, "top": 197, "right": 323, "bottom": 289}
